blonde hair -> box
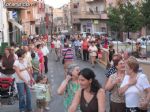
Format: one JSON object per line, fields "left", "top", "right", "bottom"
{"left": 127, "top": 56, "right": 139, "bottom": 73}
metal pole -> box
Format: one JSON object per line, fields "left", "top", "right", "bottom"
{"left": 51, "top": 8, "right": 53, "bottom": 39}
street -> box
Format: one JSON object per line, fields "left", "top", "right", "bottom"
{"left": 0, "top": 52, "right": 107, "bottom": 112}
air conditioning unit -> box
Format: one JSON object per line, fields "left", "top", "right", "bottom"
{"left": 8, "top": 11, "right": 14, "bottom": 20}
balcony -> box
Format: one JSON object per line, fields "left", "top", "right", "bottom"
{"left": 78, "top": 11, "right": 108, "bottom": 20}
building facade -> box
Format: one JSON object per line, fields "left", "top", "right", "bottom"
{"left": 0, "top": 0, "right": 9, "bottom": 45}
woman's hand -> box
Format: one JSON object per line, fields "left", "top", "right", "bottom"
{"left": 66, "top": 75, "right": 72, "bottom": 82}
{"left": 139, "top": 101, "right": 148, "bottom": 110}
{"left": 113, "top": 77, "right": 121, "bottom": 85}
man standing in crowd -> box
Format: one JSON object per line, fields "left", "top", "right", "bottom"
{"left": 41, "top": 42, "right": 49, "bottom": 74}
{"left": 53, "top": 38, "right": 62, "bottom": 62}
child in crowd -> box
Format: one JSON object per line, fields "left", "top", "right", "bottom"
{"left": 43, "top": 76, "right": 51, "bottom": 110}
{"left": 32, "top": 75, "right": 47, "bottom": 112}
{"left": 31, "top": 52, "right": 40, "bottom": 81}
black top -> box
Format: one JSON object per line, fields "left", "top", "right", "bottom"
{"left": 1, "top": 54, "right": 15, "bottom": 75}
{"left": 109, "top": 49, "right": 115, "bottom": 62}
{"left": 80, "top": 89, "right": 98, "bottom": 112}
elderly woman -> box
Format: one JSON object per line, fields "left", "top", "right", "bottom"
{"left": 88, "top": 41, "right": 98, "bottom": 68}
{"left": 57, "top": 64, "right": 80, "bottom": 112}
{"left": 105, "top": 57, "right": 126, "bottom": 112}
{"left": 119, "top": 56, "right": 150, "bottom": 112}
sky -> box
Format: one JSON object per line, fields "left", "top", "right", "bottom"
{"left": 44, "top": 0, "right": 70, "bottom": 8}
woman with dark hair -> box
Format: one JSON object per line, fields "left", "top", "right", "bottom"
{"left": 1, "top": 47, "right": 15, "bottom": 76}
{"left": 68, "top": 68, "right": 105, "bottom": 112}
{"left": 13, "top": 49, "right": 34, "bottom": 112}
{"left": 105, "top": 59, "right": 126, "bottom": 112}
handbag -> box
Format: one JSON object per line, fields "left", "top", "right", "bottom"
{"left": 62, "top": 49, "right": 69, "bottom": 64}
{"left": 135, "top": 85, "right": 150, "bottom": 110}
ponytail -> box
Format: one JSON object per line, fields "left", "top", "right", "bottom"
{"left": 79, "top": 68, "right": 102, "bottom": 93}
{"left": 91, "top": 79, "right": 101, "bottom": 93}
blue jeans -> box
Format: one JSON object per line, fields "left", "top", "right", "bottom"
{"left": 17, "top": 83, "right": 32, "bottom": 112}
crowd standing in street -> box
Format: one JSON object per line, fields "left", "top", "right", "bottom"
{"left": 0, "top": 33, "right": 150, "bottom": 112}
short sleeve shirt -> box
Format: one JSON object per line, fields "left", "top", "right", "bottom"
{"left": 105, "top": 66, "right": 117, "bottom": 78}
{"left": 110, "top": 73, "right": 125, "bottom": 103}
{"left": 13, "top": 60, "right": 31, "bottom": 83}
{"left": 120, "top": 73, "right": 150, "bottom": 107}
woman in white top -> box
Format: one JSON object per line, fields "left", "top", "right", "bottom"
{"left": 119, "top": 56, "right": 150, "bottom": 112}
{"left": 88, "top": 41, "right": 98, "bottom": 68}
{"left": 13, "top": 49, "right": 34, "bottom": 112}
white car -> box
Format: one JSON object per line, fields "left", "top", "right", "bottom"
{"left": 125, "top": 38, "right": 136, "bottom": 44}
{"left": 112, "top": 41, "right": 122, "bottom": 44}
{"left": 137, "top": 36, "right": 150, "bottom": 45}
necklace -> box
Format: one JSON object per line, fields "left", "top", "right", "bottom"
{"left": 85, "top": 102, "right": 88, "bottom": 107}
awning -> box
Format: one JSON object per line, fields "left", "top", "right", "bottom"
{"left": 8, "top": 19, "right": 23, "bottom": 31}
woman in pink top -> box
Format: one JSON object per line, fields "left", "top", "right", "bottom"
{"left": 36, "top": 44, "right": 44, "bottom": 74}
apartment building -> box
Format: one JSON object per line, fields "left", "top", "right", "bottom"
{"left": 5, "top": 0, "right": 30, "bottom": 44}
{"left": 78, "top": 0, "right": 108, "bottom": 34}
{"left": 53, "top": 8, "right": 64, "bottom": 33}
{"left": 0, "top": 0, "right": 9, "bottom": 44}
{"left": 70, "top": 0, "right": 80, "bottom": 33}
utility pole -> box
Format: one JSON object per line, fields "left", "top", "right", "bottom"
{"left": 51, "top": 7, "right": 53, "bottom": 39}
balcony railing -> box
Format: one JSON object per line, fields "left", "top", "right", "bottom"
{"left": 77, "top": 11, "right": 108, "bottom": 19}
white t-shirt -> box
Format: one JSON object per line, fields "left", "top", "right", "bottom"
{"left": 24, "top": 52, "right": 32, "bottom": 67}
{"left": 88, "top": 45, "right": 98, "bottom": 56}
{"left": 41, "top": 46, "right": 49, "bottom": 56}
{"left": 33, "top": 83, "right": 46, "bottom": 100}
{"left": 53, "top": 40, "right": 61, "bottom": 48}
{"left": 14, "top": 60, "right": 31, "bottom": 83}
{"left": 120, "top": 73, "right": 150, "bottom": 108}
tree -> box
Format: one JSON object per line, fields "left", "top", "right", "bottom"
{"left": 107, "top": 6, "right": 123, "bottom": 40}
{"left": 107, "top": 7, "right": 122, "bottom": 32}
{"left": 141, "top": 0, "right": 150, "bottom": 34}
{"left": 122, "top": 1, "right": 143, "bottom": 39}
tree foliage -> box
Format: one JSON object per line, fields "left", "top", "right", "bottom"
{"left": 121, "top": 2, "right": 143, "bottom": 32}
{"left": 107, "top": 1, "right": 143, "bottom": 34}
{"left": 107, "top": 7, "right": 122, "bottom": 32}
{"left": 141, "top": 0, "right": 150, "bottom": 29}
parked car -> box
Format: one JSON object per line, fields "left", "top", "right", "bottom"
{"left": 94, "top": 32, "right": 107, "bottom": 38}
{"left": 137, "top": 35, "right": 150, "bottom": 45}
{"left": 124, "top": 38, "right": 136, "bottom": 44}
{"left": 80, "top": 32, "right": 91, "bottom": 38}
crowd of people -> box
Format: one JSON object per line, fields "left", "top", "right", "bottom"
{"left": 0, "top": 33, "right": 150, "bottom": 112}
{"left": 0, "top": 37, "right": 51, "bottom": 112}
{"left": 55, "top": 34, "right": 150, "bottom": 112}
